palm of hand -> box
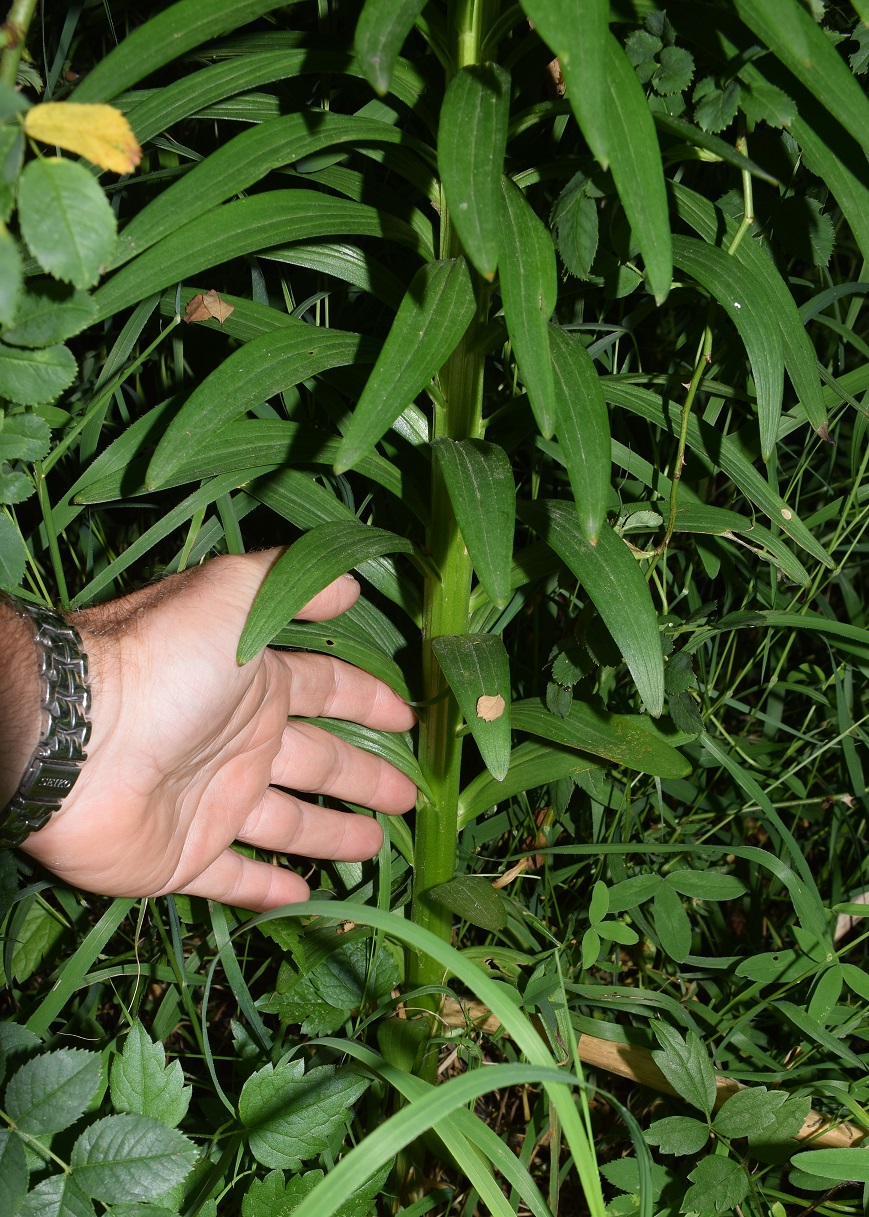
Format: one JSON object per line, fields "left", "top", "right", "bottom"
{"left": 22, "top": 554, "right": 417, "bottom": 910}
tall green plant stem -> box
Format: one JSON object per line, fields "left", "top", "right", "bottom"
{"left": 0, "top": 0, "right": 39, "bottom": 85}
{"left": 408, "top": 0, "right": 497, "bottom": 1063}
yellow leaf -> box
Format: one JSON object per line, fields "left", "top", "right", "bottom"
{"left": 23, "top": 103, "right": 142, "bottom": 174}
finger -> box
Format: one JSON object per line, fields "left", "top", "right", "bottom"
{"left": 238, "top": 787, "right": 385, "bottom": 859}
{"left": 269, "top": 650, "right": 416, "bottom": 731}
{"left": 295, "top": 572, "right": 360, "bottom": 621}
{"left": 272, "top": 721, "right": 417, "bottom": 813}
{"left": 174, "top": 849, "right": 312, "bottom": 912}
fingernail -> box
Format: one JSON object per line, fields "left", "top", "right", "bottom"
{"left": 343, "top": 573, "right": 358, "bottom": 582}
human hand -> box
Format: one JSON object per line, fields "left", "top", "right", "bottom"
{"left": 20, "top": 552, "right": 417, "bottom": 911}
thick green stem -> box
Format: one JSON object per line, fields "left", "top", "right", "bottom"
{"left": 0, "top": 0, "right": 38, "bottom": 87}
{"left": 408, "top": 0, "right": 496, "bottom": 1072}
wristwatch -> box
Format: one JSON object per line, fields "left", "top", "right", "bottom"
{"left": 0, "top": 594, "right": 91, "bottom": 849}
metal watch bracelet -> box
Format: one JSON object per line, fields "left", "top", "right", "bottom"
{"left": 0, "top": 594, "right": 91, "bottom": 849}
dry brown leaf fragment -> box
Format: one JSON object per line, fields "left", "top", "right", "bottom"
{"left": 476, "top": 693, "right": 505, "bottom": 721}
{"left": 184, "top": 290, "right": 234, "bottom": 325}
{"left": 23, "top": 102, "right": 142, "bottom": 174}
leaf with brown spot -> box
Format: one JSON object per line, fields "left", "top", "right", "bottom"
{"left": 476, "top": 693, "right": 505, "bottom": 722}
{"left": 23, "top": 103, "right": 142, "bottom": 174}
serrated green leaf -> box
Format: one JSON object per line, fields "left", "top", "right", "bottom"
{"left": 549, "top": 325, "right": 610, "bottom": 542}
{"left": 110, "top": 1021, "right": 191, "bottom": 1129}
{"left": 353, "top": 0, "right": 426, "bottom": 95}
{"left": 19, "top": 159, "right": 116, "bottom": 290}
{"left": 439, "top": 63, "right": 510, "bottom": 278}
{"left": 518, "top": 501, "right": 664, "bottom": 715}
{"left": 240, "top": 1058, "right": 369, "bottom": 1169}
{"left": 651, "top": 1023, "right": 716, "bottom": 1116}
{"left": 0, "top": 1130, "right": 27, "bottom": 1216}
{"left": 654, "top": 881, "right": 692, "bottom": 962}
{"left": 734, "top": 0, "right": 869, "bottom": 162}
{"left": 713, "top": 1086, "right": 788, "bottom": 1139}
{"left": 432, "top": 633, "right": 511, "bottom": 780}
{"left": 694, "top": 78, "right": 740, "bottom": 133}
{"left": 70, "top": 1114, "right": 198, "bottom": 1204}
{"left": 427, "top": 875, "right": 507, "bottom": 933}
{"left": 92, "top": 192, "right": 425, "bottom": 324}
{"left": 0, "top": 226, "right": 21, "bottom": 328}
{"left": 654, "top": 46, "right": 694, "bottom": 95}
{"left": 606, "top": 873, "right": 664, "bottom": 913}
{"left": 146, "top": 322, "right": 374, "bottom": 488}
{"left": 335, "top": 258, "right": 474, "bottom": 472}
{"left": 498, "top": 176, "right": 557, "bottom": 437}
{"left": 74, "top": 0, "right": 291, "bottom": 102}
{"left": 644, "top": 1115, "right": 709, "bottom": 1155}
{"left": 0, "top": 411, "right": 50, "bottom": 462}
{"left": 551, "top": 175, "right": 599, "bottom": 279}
{"left": 5, "top": 1048, "right": 102, "bottom": 1135}
{"left": 511, "top": 698, "right": 689, "bottom": 778}
{"left": 750, "top": 1093, "right": 811, "bottom": 1147}
{"left": 237, "top": 522, "right": 413, "bottom": 663}
{"left": 432, "top": 439, "right": 515, "bottom": 607}
{"left": 0, "top": 342, "right": 76, "bottom": 406}
{"left": 665, "top": 871, "right": 746, "bottom": 901}
{"left": 458, "top": 739, "right": 599, "bottom": 827}
{"left": 683, "top": 1155, "right": 749, "bottom": 1213}
{"left": 19, "top": 1174, "right": 95, "bottom": 1217}
{"left": 3, "top": 283, "right": 96, "bottom": 349}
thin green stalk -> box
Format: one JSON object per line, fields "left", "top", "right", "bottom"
{"left": 0, "top": 0, "right": 39, "bottom": 86}
{"left": 35, "top": 460, "right": 69, "bottom": 609}
{"left": 408, "top": 0, "right": 496, "bottom": 1071}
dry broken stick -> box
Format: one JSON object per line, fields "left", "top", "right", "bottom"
{"left": 441, "top": 997, "right": 865, "bottom": 1150}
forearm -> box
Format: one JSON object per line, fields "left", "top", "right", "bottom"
{"left": 0, "top": 594, "right": 42, "bottom": 808}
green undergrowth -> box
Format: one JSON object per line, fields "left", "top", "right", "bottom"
{"left": 2, "top": 1, "right": 869, "bottom": 1214}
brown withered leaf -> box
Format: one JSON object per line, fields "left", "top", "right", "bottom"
{"left": 476, "top": 693, "right": 505, "bottom": 722}
{"left": 184, "top": 290, "right": 234, "bottom": 325}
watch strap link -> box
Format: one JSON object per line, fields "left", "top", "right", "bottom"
{"left": 1, "top": 597, "right": 91, "bottom": 849}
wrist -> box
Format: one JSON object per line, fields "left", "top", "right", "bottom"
{"left": 0, "top": 593, "right": 42, "bottom": 807}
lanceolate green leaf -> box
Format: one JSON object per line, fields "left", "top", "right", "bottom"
{"left": 438, "top": 63, "right": 510, "bottom": 278}
{"left": 671, "top": 235, "right": 784, "bottom": 461}
{"left": 733, "top": 0, "right": 869, "bottom": 163}
{"left": 498, "top": 177, "right": 557, "bottom": 437}
{"left": 458, "top": 740, "right": 598, "bottom": 828}
{"left": 511, "top": 699, "right": 689, "bottom": 778}
{"left": 549, "top": 325, "right": 610, "bottom": 543}
{"left": 601, "top": 33, "right": 672, "bottom": 305}
{"left": 73, "top": 0, "right": 296, "bottom": 102}
{"left": 432, "top": 439, "right": 515, "bottom": 607}
{"left": 790, "top": 1149, "right": 869, "bottom": 1184}
{"left": 237, "top": 522, "right": 414, "bottom": 662}
{"left": 147, "top": 323, "right": 377, "bottom": 488}
{"left": 519, "top": 501, "right": 665, "bottom": 717}
{"left": 92, "top": 193, "right": 426, "bottom": 323}
{"left": 354, "top": 0, "right": 427, "bottom": 96}
{"left": 521, "top": 0, "right": 609, "bottom": 166}
{"left": 432, "top": 634, "right": 512, "bottom": 780}
{"left": 335, "top": 259, "right": 474, "bottom": 472}
{"left": 305, "top": 718, "right": 429, "bottom": 799}
{"left": 110, "top": 115, "right": 413, "bottom": 271}
{"left": 276, "top": 620, "right": 412, "bottom": 701}
{"left": 427, "top": 875, "right": 507, "bottom": 933}
{"left": 604, "top": 380, "right": 833, "bottom": 568}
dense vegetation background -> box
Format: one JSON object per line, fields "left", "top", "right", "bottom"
{"left": 2, "top": 1, "right": 869, "bottom": 1214}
